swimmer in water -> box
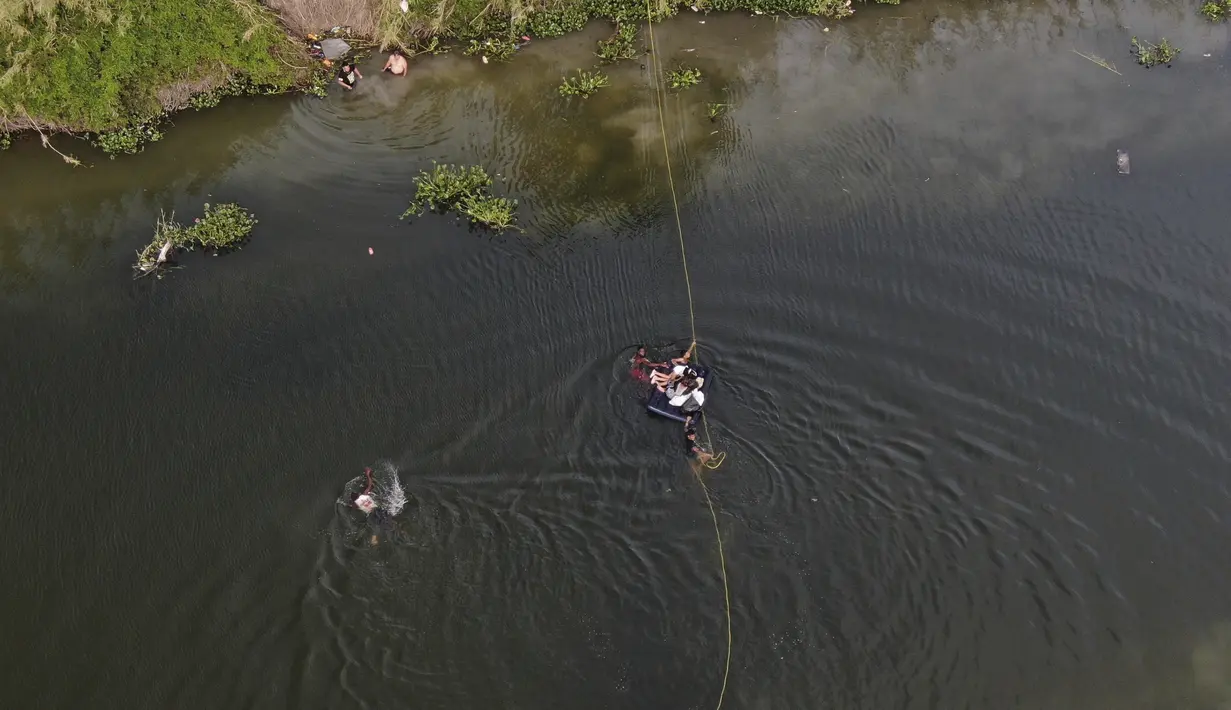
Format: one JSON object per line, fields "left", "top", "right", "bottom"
{"left": 685, "top": 428, "right": 714, "bottom": 465}
{"left": 336, "top": 61, "right": 362, "bottom": 90}
{"left": 382, "top": 50, "right": 408, "bottom": 76}
{"left": 631, "top": 345, "right": 665, "bottom": 382}
{"left": 349, "top": 468, "right": 392, "bottom": 545}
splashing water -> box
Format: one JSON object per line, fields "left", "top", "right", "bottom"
{"left": 338, "top": 462, "right": 407, "bottom": 516}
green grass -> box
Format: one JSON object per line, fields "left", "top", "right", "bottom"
{"left": 0, "top": 0, "right": 304, "bottom": 133}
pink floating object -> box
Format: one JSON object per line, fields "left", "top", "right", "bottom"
{"left": 368, "top": 247, "right": 374, "bottom": 255}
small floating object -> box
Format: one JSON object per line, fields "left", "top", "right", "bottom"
{"left": 368, "top": 247, "right": 374, "bottom": 255}
{"left": 399, "top": 0, "right": 409, "bottom": 11}
{"left": 1116, "top": 150, "right": 1130, "bottom": 175}
{"left": 482, "top": 55, "right": 489, "bottom": 64}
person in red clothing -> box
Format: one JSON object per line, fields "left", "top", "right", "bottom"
{"left": 630, "top": 345, "right": 665, "bottom": 382}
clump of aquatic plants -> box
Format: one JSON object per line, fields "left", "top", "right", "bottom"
{"left": 460, "top": 193, "right": 518, "bottom": 231}
{"left": 668, "top": 66, "right": 703, "bottom": 90}
{"left": 403, "top": 164, "right": 493, "bottom": 213}
{"left": 0, "top": 133, "right": 10, "bottom": 150}
{"left": 1199, "top": 0, "right": 1229, "bottom": 20}
{"left": 92, "top": 123, "right": 165, "bottom": 156}
{"left": 706, "top": 102, "right": 730, "bottom": 120}
{"left": 464, "top": 37, "right": 519, "bottom": 62}
{"left": 400, "top": 163, "right": 519, "bottom": 232}
{"left": 559, "top": 69, "right": 611, "bottom": 98}
{"left": 1131, "top": 36, "right": 1180, "bottom": 67}
{"left": 597, "top": 24, "right": 640, "bottom": 62}
{"left": 184, "top": 202, "right": 259, "bottom": 250}
{"left": 134, "top": 203, "right": 258, "bottom": 276}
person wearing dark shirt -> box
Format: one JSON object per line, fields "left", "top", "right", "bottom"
{"left": 337, "top": 62, "right": 362, "bottom": 90}
{"left": 685, "top": 428, "right": 713, "bottom": 464}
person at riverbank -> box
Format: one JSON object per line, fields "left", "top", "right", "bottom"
{"left": 337, "top": 62, "right": 362, "bottom": 90}
{"left": 685, "top": 428, "right": 714, "bottom": 465}
{"left": 383, "top": 51, "right": 408, "bottom": 76}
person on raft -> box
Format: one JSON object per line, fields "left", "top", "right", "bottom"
{"left": 337, "top": 61, "right": 363, "bottom": 90}
{"left": 649, "top": 347, "right": 694, "bottom": 388}
{"left": 668, "top": 374, "right": 705, "bottom": 413}
{"left": 685, "top": 428, "right": 714, "bottom": 465}
{"left": 382, "top": 51, "right": 408, "bottom": 76}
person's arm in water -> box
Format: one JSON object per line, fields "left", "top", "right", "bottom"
{"left": 354, "top": 68, "right": 363, "bottom": 80}
{"left": 383, "top": 56, "right": 395, "bottom": 72}
{"left": 337, "top": 77, "right": 352, "bottom": 90}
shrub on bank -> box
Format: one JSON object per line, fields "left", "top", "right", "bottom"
{"left": 0, "top": 0, "right": 304, "bottom": 134}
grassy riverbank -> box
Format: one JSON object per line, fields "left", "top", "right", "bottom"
{"left": 0, "top": 0, "right": 886, "bottom": 146}
{"left": 0, "top": 0, "right": 310, "bottom": 136}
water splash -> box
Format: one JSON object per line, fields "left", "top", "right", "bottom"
{"left": 338, "top": 461, "right": 406, "bottom": 516}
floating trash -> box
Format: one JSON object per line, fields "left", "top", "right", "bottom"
{"left": 1116, "top": 150, "right": 1130, "bottom": 175}
{"left": 320, "top": 38, "right": 351, "bottom": 60}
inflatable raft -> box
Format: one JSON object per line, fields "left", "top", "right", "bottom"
{"left": 647, "top": 365, "right": 712, "bottom": 422}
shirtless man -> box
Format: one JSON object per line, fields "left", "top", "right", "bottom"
{"left": 383, "top": 51, "right": 408, "bottom": 76}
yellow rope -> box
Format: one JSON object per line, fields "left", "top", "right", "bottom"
{"left": 643, "top": 3, "right": 732, "bottom": 707}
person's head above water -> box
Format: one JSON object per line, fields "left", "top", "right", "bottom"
{"left": 354, "top": 493, "right": 377, "bottom": 514}
{"left": 637, "top": 346, "right": 647, "bottom": 357}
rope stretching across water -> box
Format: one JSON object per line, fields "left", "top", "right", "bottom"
{"left": 642, "top": 2, "right": 733, "bottom": 707}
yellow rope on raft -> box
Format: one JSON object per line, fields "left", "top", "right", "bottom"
{"left": 642, "top": 1, "right": 732, "bottom": 707}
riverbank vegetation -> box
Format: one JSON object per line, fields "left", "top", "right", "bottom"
{"left": 1, "top": 0, "right": 900, "bottom": 147}
{"left": 134, "top": 202, "right": 258, "bottom": 275}
{"left": 400, "top": 163, "right": 519, "bottom": 232}
{"left": 0, "top": 0, "right": 308, "bottom": 137}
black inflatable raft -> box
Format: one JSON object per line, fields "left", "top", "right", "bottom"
{"left": 646, "top": 365, "right": 712, "bottom": 422}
